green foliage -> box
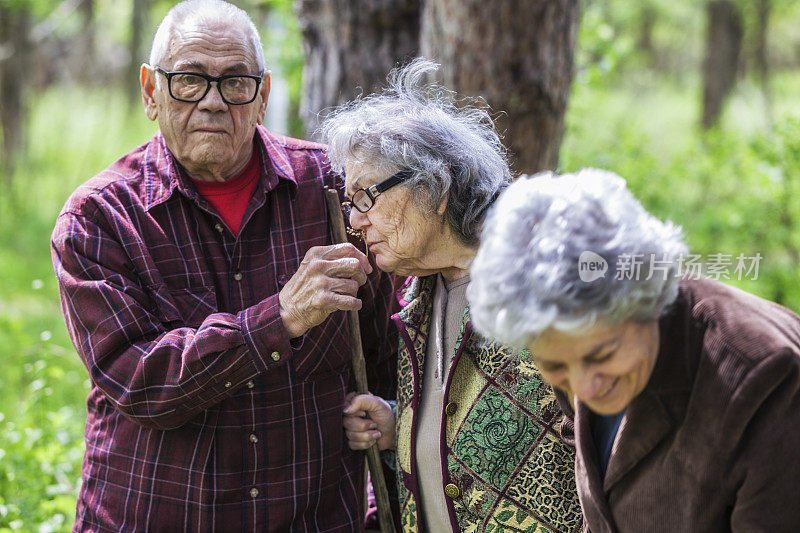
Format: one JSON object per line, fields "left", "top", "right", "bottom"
{"left": 579, "top": 0, "right": 800, "bottom": 84}
{"left": 577, "top": 0, "right": 705, "bottom": 83}
{"left": 561, "top": 73, "right": 800, "bottom": 311}
{"left": 576, "top": 1, "right": 638, "bottom": 84}
{"left": 0, "top": 86, "right": 155, "bottom": 532}
{"left": 257, "top": 0, "right": 306, "bottom": 137}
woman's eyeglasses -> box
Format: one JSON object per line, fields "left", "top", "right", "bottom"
{"left": 341, "top": 169, "right": 414, "bottom": 215}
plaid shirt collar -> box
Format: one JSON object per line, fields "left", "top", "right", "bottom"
{"left": 142, "top": 127, "right": 300, "bottom": 211}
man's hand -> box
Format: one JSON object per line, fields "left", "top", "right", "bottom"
{"left": 278, "top": 243, "right": 372, "bottom": 339}
{"left": 343, "top": 392, "right": 396, "bottom": 451}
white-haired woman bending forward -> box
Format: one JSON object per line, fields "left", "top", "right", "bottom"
{"left": 469, "top": 169, "right": 800, "bottom": 532}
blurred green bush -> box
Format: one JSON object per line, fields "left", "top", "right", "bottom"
{"left": 561, "top": 73, "right": 800, "bottom": 309}
{"left": 0, "top": 87, "right": 155, "bottom": 532}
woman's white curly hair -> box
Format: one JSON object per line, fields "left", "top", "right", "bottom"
{"left": 468, "top": 168, "right": 688, "bottom": 347}
{"left": 318, "top": 58, "right": 511, "bottom": 246}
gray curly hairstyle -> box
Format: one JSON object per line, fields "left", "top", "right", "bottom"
{"left": 468, "top": 169, "right": 688, "bottom": 347}
{"left": 318, "top": 58, "right": 511, "bottom": 246}
{"left": 148, "top": 0, "right": 265, "bottom": 71}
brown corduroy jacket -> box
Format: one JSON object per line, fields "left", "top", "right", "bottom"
{"left": 560, "top": 277, "right": 800, "bottom": 532}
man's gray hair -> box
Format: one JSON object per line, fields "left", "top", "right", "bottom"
{"left": 318, "top": 58, "right": 511, "bottom": 246}
{"left": 468, "top": 169, "right": 688, "bottom": 347}
{"left": 148, "top": 0, "right": 265, "bottom": 71}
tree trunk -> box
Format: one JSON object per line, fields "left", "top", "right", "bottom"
{"left": 0, "top": 5, "right": 31, "bottom": 179}
{"left": 127, "top": 0, "right": 149, "bottom": 108}
{"left": 421, "top": 0, "right": 579, "bottom": 173}
{"left": 78, "top": 0, "right": 96, "bottom": 80}
{"left": 701, "top": 0, "right": 743, "bottom": 130}
{"left": 754, "top": 0, "right": 772, "bottom": 125}
{"left": 296, "top": 0, "right": 421, "bottom": 138}
{"left": 638, "top": 2, "right": 656, "bottom": 68}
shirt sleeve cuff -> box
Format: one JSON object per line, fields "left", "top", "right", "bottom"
{"left": 238, "top": 293, "right": 294, "bottom": 373}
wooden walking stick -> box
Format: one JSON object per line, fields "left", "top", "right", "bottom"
{"left": 323, "top": 187, "right": 397, "bottom": 533}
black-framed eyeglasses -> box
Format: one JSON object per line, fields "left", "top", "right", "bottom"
{"left": 343, "top": 169, "right": 414, "bottom": 214}
{"left": 155, "top": 67, "right": 263, "bottom": 105}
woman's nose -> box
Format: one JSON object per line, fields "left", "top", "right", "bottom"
{"left": 569, "top": 367, "right": 605, "bottom": 402}
{"left": 349, "top": 208, "right": 367, "bottom": 229}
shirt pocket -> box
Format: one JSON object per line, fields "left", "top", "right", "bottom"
{"left": 149, "top": 283, "right": 219, "bottom": 329}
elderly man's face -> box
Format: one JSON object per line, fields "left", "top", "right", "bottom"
{"left": 528, "top": 320, "right": 660, "bottom": 415}
{"left": 141, "top": 20, "right": 269, "bottom": 182}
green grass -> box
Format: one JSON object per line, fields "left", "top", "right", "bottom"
{"left": 0, "top": 86, "right": 155, "bottom": 532}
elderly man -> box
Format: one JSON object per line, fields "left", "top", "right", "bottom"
{"left": 51, "top": 0, "right": 397, "bottom": 530}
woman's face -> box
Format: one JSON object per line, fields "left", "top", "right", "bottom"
{"left": 344, "top": 160, "right": 447, "bottom": 277}
{"left": 527, "top": 320, "right": 660, "bottom": 415}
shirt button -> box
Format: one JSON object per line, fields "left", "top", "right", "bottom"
{"left": 233, "top": 272, "right": 243, "bottom": 281}
{"left": 224, "top": 381, "right": 232, "bottom": 388}
{"left": 445, "top": 402, "right": 458, "bottom": 416}
{"left": 270, "top": 351, "right": 280, "bottom": 361}
{"left": 247, "top": 381, "right": 254, "bottom": 389}
{"left": 444, "top": 483, "right": 460, "bottom": 499}
{"left": 250, "top": 434, "right": 258, "bottom": 443}
{"left": 250, "top": 487, "right": 259, "bottom": 498}
{"left": 214, "top": 223, "right": 224, "bottom": 233}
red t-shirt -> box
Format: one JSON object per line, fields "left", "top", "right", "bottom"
{"left": 191, "top": 148, "right": 261, "bottom": 236}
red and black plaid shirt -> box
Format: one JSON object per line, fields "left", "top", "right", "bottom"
{"left": 51, "top": 127, "right": 398, "bottom": 532}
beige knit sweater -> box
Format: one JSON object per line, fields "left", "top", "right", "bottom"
{"left": 414, "top": 274, "right": 469, "bottom": 532}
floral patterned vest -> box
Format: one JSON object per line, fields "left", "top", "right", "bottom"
{"left": 392, "top": 276, "right": 583, "bottom": 532}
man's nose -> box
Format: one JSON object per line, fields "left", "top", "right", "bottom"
{"left": 197, "top": 82, "right": 228, "bottom": 111}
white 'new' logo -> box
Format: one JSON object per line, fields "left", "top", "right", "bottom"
{"left": 578, "top": 251, "right": 608, "bottom": 282}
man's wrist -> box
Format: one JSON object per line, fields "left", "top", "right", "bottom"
{"left": 239, "top": 294, "right": 294, "bottom": 371}
{"left": 279, "top": 308, "right": 305, "bottom": 339}
{"left": 278, "top": 292, "right": 308, "bottom": 339}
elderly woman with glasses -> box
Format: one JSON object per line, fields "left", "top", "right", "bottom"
{"left": 468, "top": 169, "right": 800, "bottom": 531}
{"left": 320, "top": 59, "right": 583, "bottom": 533}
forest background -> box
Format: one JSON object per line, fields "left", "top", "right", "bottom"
{"left": 1, "top": 0, "right": 799, "bottom": 530}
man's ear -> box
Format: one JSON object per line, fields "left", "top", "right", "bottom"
{"left": 257, "top": 71, "right": 271, "bottom": 124}
{"left": 140, "top": 64, "right": 158, "bottom": 121}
